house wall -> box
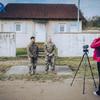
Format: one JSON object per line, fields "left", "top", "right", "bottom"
{"left": 0, "top": 20, "right": 82, "bottom": 48}
{"left": 0, "top": 20, "right": 99, "bottom": 57}
{"left": 47, "top": 20, "right": 82, "bottom": 37}
{"left": 0, "top": 20, "right": 34, "bottom": 48}
{"left": 15, "top": 20, "right": 34, "bottom": 48}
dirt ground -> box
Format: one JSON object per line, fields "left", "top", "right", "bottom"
{"left": 0, "top": 79, "right": 99, "bottom": 100}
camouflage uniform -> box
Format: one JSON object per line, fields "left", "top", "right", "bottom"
{"left": 27, "top": 42, "right": 39, "bottom": 74}
{"left": 44, "top": 42, "right": 56, "bottom": 72}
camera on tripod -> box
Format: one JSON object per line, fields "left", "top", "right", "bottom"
{"left": 83, "top": 45, "right": 89, "bottom": 53}
{"left": 71, "top": 44, "right": 97, "bottom": 94}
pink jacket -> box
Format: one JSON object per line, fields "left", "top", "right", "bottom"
{"left": 90, "top": 37, "right": 100, "bottom": 62}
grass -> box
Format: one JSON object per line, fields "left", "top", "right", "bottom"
{"left": 16, "top": 48, "right": 27, "bottom": 56}
{"left": 0, "top": 63, "right": 13, "bottom": 80}
{"left": 0, "top": 57, "right": 98, "bottom": 81}
{"left": 4, "top": 73, "right": 67, "bottom": 82}
{"left": 0, "top": 73, "right": 6, "bottom": 80}
{"left": 0, "top": 46, "right": 98, "bottom": 81}
{"left": 56, "top": 57, "right": 98, "bottom": 78}
{"left": 0, "top": 64, "right": 13, "bottom": 72}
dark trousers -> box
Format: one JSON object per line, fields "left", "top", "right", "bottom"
{"left": 29, "top": 57, "right": 37, "bottom": 73}
{"left": 97, "top": 62, "right": 100, "bottom": 92}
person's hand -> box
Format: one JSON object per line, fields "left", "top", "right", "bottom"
{"left": 47, "top": 53, "right": 49, "bottom": 56}
{"left": 49, "top": 53, "right": 53, "bottom": 56}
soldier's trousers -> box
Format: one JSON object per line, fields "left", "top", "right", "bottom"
{"left": 29, "top": 57, "right": 37, "bottom": 73}
{"left": 45, "top": 56, "right": 55, "bottom": 71}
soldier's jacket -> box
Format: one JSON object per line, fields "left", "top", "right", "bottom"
{"left": 44, "top": 42, "right": 56, "bottom": 56}
{"left": 27, "top": 42, "right": 39, "bottom": 58}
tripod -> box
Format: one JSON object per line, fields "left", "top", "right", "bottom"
{"left": 70, "top": 51, "right": 97, "bottom": 94}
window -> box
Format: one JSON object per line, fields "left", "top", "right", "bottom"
{"left": 59, "top": 23, "right": 66, "bottom": 32}
{"left": 15, "top": 23, "right": 21, "bottom": 32}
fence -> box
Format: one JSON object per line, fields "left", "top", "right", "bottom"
{"left": 0, "top": 32, "right": 16, "bottom": 57}
{"left": 51, "top": 32, "right": 100, "bottom": 57}
{"left": 0, "top": 32, "right": 100, "bottom": 57}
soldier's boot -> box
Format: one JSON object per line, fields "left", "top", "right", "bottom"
{"left": 51, "top": 63, "right": 56, "bottom": 74}
{"left": 29, "top": 66, "right": 32, "bottom": 75}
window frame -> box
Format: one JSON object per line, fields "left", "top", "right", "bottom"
{"left": 59, "top": 23, "right": 66, "bottom": 33}
{"left": 15, "top": 23, "right": 22, "bottom": 32}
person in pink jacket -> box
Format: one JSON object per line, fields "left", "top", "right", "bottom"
{"left": 91, "top": 37, "right": 100, "bottom": 96}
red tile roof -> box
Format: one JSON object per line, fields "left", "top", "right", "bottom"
{"left": 0, "top": 3, "right": 85, "bottom": 20}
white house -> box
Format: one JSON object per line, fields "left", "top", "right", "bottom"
{"left": 1, "top": 3, "right": 97, "bottom": 57}
{"left": 0, "top": 3, "right": 85, "bottom": 48}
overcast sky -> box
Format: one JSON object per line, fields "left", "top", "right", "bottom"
{"left": 0, "top": 0, "right": 100, "bottom": 19}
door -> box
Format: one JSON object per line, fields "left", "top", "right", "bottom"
{"left": 35, "top": 23, "right": 46, "bottom": 42}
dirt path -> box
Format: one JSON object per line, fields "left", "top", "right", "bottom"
{"left": 0, "top": 79, "right": 99, "bottom": 100}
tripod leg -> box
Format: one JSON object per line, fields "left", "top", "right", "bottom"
{"left": 86, "top": 54, "right": 97, "bottom": 89}
{"left": 83, "top": 63, "right": 87, "bottom": 94}
{"left": 70, "top": 54, "right": 85, "bottom": 86}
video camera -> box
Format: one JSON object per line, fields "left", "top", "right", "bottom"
{"left": 83, "top": 45, "right": 89, "bottom": 53}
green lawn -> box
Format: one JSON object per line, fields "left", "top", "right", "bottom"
{"left": 16, "top": 48, "right": 27, "bottom": 56}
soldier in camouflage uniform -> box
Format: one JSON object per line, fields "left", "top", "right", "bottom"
{"left": 44, "top": 38, "right": 56, "bottom": 72}
{"left": 27, "top": 36, "right": 39, "bottom": 75}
